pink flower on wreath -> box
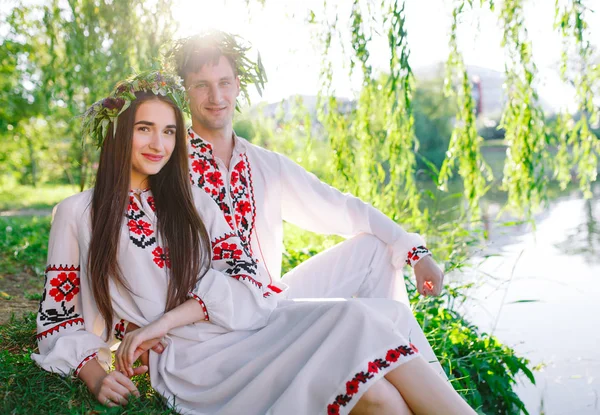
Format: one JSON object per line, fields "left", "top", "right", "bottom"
{"left": 346, "top": 379, "right": 360, "bottom": 395}
{"left": 206, "top": 171, "right": 224, "bottom": 187}
{"left": 213, "top": 242, "right": 243, "bottom": 260}
{"left": 152, "top": 246, "right": 171, "bottom": 269}
{"left": 49, "top": 272, "right": 80, "bottom": 302}
{"left": 327, "top": 403, "right": 340, "bottom": 415}
{"left": 386, "top": 349, "right": 400, "bottom": 362}
{"left": 128, "top": 219, "right": 153, "bottom": 236}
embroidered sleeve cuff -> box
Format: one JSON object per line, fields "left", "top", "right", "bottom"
{"left": 74, "top": 352, "right": 98, "bottom": 377}
{"left": 187, "top": 292, "right": 210, "bottom": 321}
{"left": 405, "top": 246, "right": 431, "bottom": 267}
{"left": 114, "top": 319, "right": 129, "bottom": 341}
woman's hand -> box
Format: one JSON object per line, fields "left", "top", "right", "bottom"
{"left": 115, "top": 319, "right": 169, "bottom": 377}
{"left": 93, "top": 369, "right": 147, "bottom": 407}
{"left": 78, "top": 359, "right": 146, "bottom": 407}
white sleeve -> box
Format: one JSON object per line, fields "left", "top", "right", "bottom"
{"left": 189, "top": 189, "right": 276, "bottom": 331}
{"left": 31, "top": 197, "right": 111, "bottom": 377}
{"left": 278, "top": 154, "right": 431, "bottom": 268}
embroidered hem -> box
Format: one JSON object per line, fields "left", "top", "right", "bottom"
{"left": 405, "top": 246, "right": 431, "bottom": 267}
{"left": 74, "top": 352, "right": 98, "bottom": 377}
{"left": 187, "top": 293, "right": 210, "bottom": 321}
{"left": 326, "top": 343, "right": 419, "bottom": 415}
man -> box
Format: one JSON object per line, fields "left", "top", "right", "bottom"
{"left": 125, "top": 31, "right": 447, "bottom": 414}
{"left": 168, "top": 30, "right": 444, "bottom": 303}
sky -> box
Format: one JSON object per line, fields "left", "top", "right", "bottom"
{"left": 170, "top": 0, "right": 600, "bottom": 113}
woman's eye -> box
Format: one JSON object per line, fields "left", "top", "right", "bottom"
{"left": 138, "top": 126, "right": 150, "bottom": 132}
{"left": 164, "top": 129, "right": 176, "bottom": 135}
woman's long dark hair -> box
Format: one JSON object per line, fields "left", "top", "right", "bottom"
{"left": 88, "top": 92, "right": 211, "bottom": 339}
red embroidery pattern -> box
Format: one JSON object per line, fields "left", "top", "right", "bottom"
{"left": 232, "top": 274, "right": 263, "bottom": 289}
{"left": 188, "top": 130, "right": 256, "bottom": 253}
{"left": 188, "top": 293, "right": 209, "bottom": 321}
{"left": 405, "top": 246, "right": 431, "bottom": 267}
{"left": 38, "top": 264, "right": 82, "bottom": 331}
{"left": 147, "top": 196, "right": 156, "bottom": 211}
{"left": 48, "top": 271, "right": 80, "bottom": 302}
{"left": 45, "top": 264, "right": 80, "bottom": 272}
{"left": 114, "top": 319, "right": 126, "bottom": 341}
{"left": 327, "top": 344, "right": 419, "bottom": 414}
{"left": 37, "top": 317, "right": 84, "bottom": 340}
{"left": 74, "top": 352, "right": 98, "bottom": 377}
{"left": 213, "top": 241, "right": 243, "bottom": 261}
{"left": 127, "top": 219, "right": 154, "bottom": 236}
{"left": 152, "top": 246, "right": 171, "bottom": 269}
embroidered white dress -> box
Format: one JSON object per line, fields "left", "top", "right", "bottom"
{"left": 186, "top": 128, "right": 432, "bottom": 294}
{"left": 32, "top": 187, "right": 443, "bottom": 415}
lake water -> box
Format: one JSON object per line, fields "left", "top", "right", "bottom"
{"left": 458, "top": 188, "right": 600, "bottom": 414}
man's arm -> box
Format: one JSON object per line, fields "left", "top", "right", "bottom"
{"left": 278, "top": 153, "right": 443, "bottom": 295}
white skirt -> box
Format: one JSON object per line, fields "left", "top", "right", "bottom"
{"left": 150, "top": 298, "right": 444, "bottom": 415}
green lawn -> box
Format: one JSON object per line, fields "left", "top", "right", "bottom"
{"left": 0, "top": 184, "right": 79, "bottom": 212}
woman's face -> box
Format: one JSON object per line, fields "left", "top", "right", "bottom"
{"left": 130, "top": 99, "right": 177, "bottom": 189}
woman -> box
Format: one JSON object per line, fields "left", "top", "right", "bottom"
{"left": 32, "top": 71, "right": 476, "bottom": 415}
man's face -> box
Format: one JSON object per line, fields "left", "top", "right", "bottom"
{"left": 185, "top": 56, "right": 240, "bottom": 133}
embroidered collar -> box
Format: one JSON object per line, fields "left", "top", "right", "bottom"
{"left": 187, "top": 127, "right": 246, "bottom": 157}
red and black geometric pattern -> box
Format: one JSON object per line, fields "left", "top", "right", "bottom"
{"left": 38, "top": 265, "right": 82, "bottom": 332}
{"left": 188, "top": 130, "right": 257, "bottom": 255}
{"left": 37, "top": 317, "right": 84, "bottom": 340}
{"left": 211, "top": 233, "right": 258, "bottom": 279}
{"left": 126, "top": 192, "right": 167, "bottom": 272}
{"left": 152, "top": 246, "right": 171, "bottom": 269}
{"left": 405, "top": 246, "right": 431, "bottom": 267}
{"left": 326, "top": 344, "right": 419, "bottom": 415}
{"left": 126, "top": 195, "right": 156, "bottom": 249}
{"left": 114, "top": 319, "right": 127, "bottom": 341}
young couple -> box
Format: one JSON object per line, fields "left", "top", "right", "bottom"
{"left": 32, "top": 31, "right": 476, "bottom": 414}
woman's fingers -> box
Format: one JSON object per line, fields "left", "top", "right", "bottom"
{"left": 96, "top": 371, "right": 139, "bottom": 407}
{"left": 113, "top": 370, "right": 141, "bottom": 397}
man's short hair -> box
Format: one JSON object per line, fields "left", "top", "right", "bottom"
{"left": 167, "top": 31, "right": 239, "bottom": 81}
{"left": 165, "top": 30, "right": 267, "bottom": 103}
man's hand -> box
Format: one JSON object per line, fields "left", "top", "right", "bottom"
{"left": 413, "top": 256, "right": 444, "bottom": 296}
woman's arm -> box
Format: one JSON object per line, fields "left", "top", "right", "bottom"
{"left": 115, "top": 298, "right": 205, "bottom": 376}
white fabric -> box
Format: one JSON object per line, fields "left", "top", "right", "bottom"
{"left": 187, "top": 128, "right": 431, "bottom": 294}
{"left": 281, "top": 234, "right": 410, "bottom": 304}
{"left": 32, "top": 188, "right": 443, "bottom": 414}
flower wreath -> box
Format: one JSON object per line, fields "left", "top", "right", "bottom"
{"left": 165, "top": 30, "right": 267, "bottom": 107}
{"left": 82, "top": 70, "right": 187, "bottom": 148}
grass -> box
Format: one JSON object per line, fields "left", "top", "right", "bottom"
{"left": 0, "top": 314, "right": 175, "bottom": 414}
{"left": 0, "top": 183, "right": 78, "bottom": 212}
{"left": 0, "top": 182, "right": 537, "bottom": 414}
